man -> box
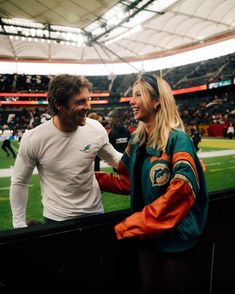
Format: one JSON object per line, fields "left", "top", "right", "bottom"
{"left": 10, "top": 74, "right": 122, "bottom": 228}
{"left": 109, "top": 117, "right": 131, "bottom": 154}
{"left": 191, "top": 125, "right": 201, "bottom": 152}
{"left": 87, "top": 112, "right": 103, "bottom": 171}
{"left": 1, "top": 124, "right": 16, "bottom": 158}
{"left": 108, "top": 117, "right": 131, "bottom": 172}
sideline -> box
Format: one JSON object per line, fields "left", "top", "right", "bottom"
{"left": 198, "top": 149, "right": 235, "bottom": 158}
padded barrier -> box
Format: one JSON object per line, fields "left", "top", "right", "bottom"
{"left": 0, "top": 189, "right": 235, "bottom": 293}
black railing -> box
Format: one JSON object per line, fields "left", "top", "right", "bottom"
{"left": 0, "top": 189, "right": 234, "bottom": 293}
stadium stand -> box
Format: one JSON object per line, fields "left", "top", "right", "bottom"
{"left": 1, "top": 52, "right": 235, "bottom": 94}
{"left": 1, "top": 52, "right": 235, "bottom": 137}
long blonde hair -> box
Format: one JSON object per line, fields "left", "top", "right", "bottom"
{"left": 133, "top": 75, "right": 185, "bottom": 151}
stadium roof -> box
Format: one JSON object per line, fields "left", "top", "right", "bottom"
{"left": 0, "top": 0, "right": 235, "bottom": 64}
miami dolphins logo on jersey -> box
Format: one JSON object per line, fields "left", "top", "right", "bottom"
{"left": 150, "top": 163, "right": 170, "bottom": 187}
{"left": 80, "top": 144, "right": 92, "bottom": 152}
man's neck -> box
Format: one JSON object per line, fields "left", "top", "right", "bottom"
{"left": 53, "top": 115, "right": 78, "bottom": 132}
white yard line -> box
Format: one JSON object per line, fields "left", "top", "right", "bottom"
{"left": 12, "top": 145, "right": 19, "bottom": 153}
{"left": 1, "top": 149, "right": 235, "bottom": 177}
{"left": 198, "top": 149, "right": 235, "bottom": 158}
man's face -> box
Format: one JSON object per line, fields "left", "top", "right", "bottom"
{"left": 62, "top": 87, "right": 91, "bottom": 127}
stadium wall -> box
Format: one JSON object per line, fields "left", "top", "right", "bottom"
{"left": 0, "top": 189, "right": 234, "bottom": 293}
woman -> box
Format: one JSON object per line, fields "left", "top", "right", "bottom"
{"left": 96, "top": 73, "right": 208, "bottom": 294}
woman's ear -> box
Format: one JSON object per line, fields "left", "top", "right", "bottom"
{"left": 55, "top": 102, "right": 61, "bottom": 111}
{"left": 154, "top": 102, "right": 160, "bottom": 110}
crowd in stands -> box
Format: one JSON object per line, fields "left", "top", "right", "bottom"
{"left": 0, "top": 74, "right": 50, "bottom": 93}
{"left": 0, "top": 52, "right": 235, "bottom": 139}
{"left": 178, "top": 91, "right": 235, "bottom": 125}
{"left": 0, "top": 52, "right": 235, "bottom": 96}
{"left": 0, "top": 107, "right": 51, "bottom": 139}
{"left": 1, "top": 87, "right": 235, "bottom": 141}
{"left": 167, "top": 53, "right": 235, "bottom": 89}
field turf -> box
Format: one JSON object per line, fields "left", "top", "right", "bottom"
{"left": 0, "top": 138, "right": 235, "bottom": 231}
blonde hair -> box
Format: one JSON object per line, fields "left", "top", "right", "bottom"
{"left": 133, "top": 75, "right": 185, "bottom": 151}
{"left": 88, "top": 112, "right": 100, "bottom": 121}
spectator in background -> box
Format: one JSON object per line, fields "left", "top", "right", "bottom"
{"left": 109, "top": 117, "right": 131, "bottom": 154}
{"left": 191, "top": 124, "right": 202, "bottom": 152}
{"left": 10, "top": 74, "right": 122, "bottom": 229}
{"left": 227, "top": 122, "right": 234, "bottom": 139}
{"left": 40, "top": 112, "right": 51, "bottom": 124}
{"left": 96, "top": 73, "right": 208, "bottom": 294}
{"left": 17, "top": 129, "right": 23, "bottom": 142}
{"left": 109, "top": 117, "right": 131, "bottom": 172}
{"left": 1, "top": 124, "right": 16, "bottom": 158}
{"left": 88, "top": 112, "right": 103, "bottom": 171}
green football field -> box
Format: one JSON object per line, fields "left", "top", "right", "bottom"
{"left": 0, "top": 139, "right": 235, "bottom": 231}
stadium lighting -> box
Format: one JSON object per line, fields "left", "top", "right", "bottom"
{"left": 0, "top": 0, "right": 179, "bottom": 47}
{"left": 0, "top": 17, "right": 88, "bottom": 47}
{"left": 86, "top": 0, "right": 178, "bottom": 44}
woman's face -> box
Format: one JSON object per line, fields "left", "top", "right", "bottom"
{"left": 130, "top": 83, "right": 156, "bottom": 123}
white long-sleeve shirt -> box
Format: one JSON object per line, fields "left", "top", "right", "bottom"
{"left": 10, "top": 118, "right": 122, "bottom": 228}
{"left": 2, "top": 129, "right": 12, "bottom": 140}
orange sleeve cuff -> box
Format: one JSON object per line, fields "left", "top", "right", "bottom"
{"left": 114, "top": 179, "right": 195, "bottom": 240}
{"left": 95, "top": 171, "right": 130, "bottom": 194}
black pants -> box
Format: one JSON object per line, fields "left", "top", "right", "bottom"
{"left": 94, "top": 156, "right": 101, "bottom": 171}
{"left": 137, "top": 246, "right": 193, "bottom": 294}
{"left": 2, "top": 139, "right": 16, "bottom": 157}
{"left": 227, "top": 132, "right": 233, "bottom": 139}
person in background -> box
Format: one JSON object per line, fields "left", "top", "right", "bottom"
{"left": 227, "top": 122, "right": 234, "bottom": 139}
{"left": 109, "top": 117, "right": 131, "bottom": 153}
{"left": 191, "top": 124, "right": 201, "bottom": 151}
{"left": 17, "top": 129, "right": 23, "bottom": 142}
{"left": 1, "top": 124, "right": 16, "bottom": 158}
{"left": 88, "top": 112, "right": 103, "bottom": 171}
{"left": 108, "top": 117, "right": 131, "bottom": 172}
{"left": 87, "top": 112, "right": 102, "bottom": 122}
{"left": 10, "top": 74, "right": 122, "bottom": 228}
{"left": 191, "top": 124, "right": 206, "bottom": 171}
{"left": 96, "top": 73, "right": 208, "bottom": 294}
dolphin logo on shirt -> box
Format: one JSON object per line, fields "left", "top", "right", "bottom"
{"left": 80, "top": 144, "right": 92, "bottom": 152}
